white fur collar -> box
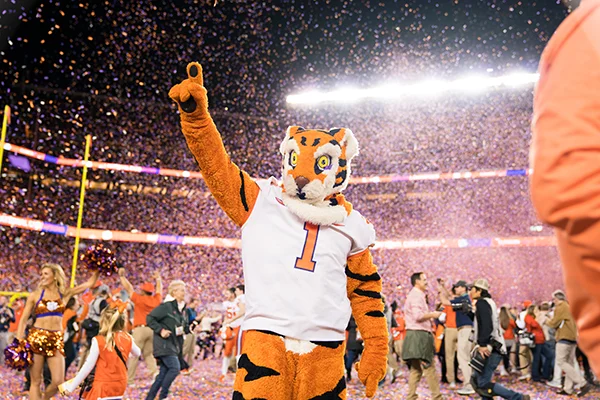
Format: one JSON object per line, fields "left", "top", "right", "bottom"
{"left": 281, "top": 192, "right": 348, "bottom": 225}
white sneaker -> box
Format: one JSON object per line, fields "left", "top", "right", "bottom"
{"left": 457, "top": 384, "right": 475, "bottom": 395}
{"left": 500, "top": 369, "right": 509, "bottom": 377}
{"left": 518, "top": 374, "right": 531, "bottom": 381}
{"left": 546, "top": 380, "right": 561, "bottom": 389}
{"left": 449, "top": 381, "right": 457, "bottom": 390}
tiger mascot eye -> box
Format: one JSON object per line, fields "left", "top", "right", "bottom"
{"left": 170, "top": 62, "right": 388, "bottom": 399}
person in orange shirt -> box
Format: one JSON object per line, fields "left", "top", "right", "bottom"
{"left": 63, "top": 296, "right": 81, "bottom": 374}
{"left": 440, "top": 288, "right": 458, "bottom": 388}
{"left": 118, "top": 268, "right": 163, "bottom": 385}
{"left": 530, "top": 0, "right": 600, "bottom": 377}
{"left": 59, "top": 300, "right": 141, "bottom": 399}
{"left": 8, "top": 297, "right": 24, "bottom": 342}
{"left": 499, "top": 305, "right": 517, "bottom": 375}
{"left": 524, "top": 306, "right": 552, "bottom": 382}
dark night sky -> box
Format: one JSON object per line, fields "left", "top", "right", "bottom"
{"left": 1, "top": 0, "right": 569, "bottom": 115}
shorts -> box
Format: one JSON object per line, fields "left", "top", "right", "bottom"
{"left": 27, "top": 327, "right": 65, "bottom": 357}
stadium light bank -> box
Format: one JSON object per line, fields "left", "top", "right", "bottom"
{"left": 285, "top": 72, "right": 539, "bottom": 106}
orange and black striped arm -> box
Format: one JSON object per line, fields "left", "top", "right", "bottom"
{"left": 169, "top": 62, "right": 259, "bottom": 227}
{"left": 346, "top": 249, "right": 388, "bottom": 398}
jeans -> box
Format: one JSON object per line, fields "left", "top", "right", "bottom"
{"left": 344, "top": 348, "right": 361, "bottom": 378}
{"left": 146, "top": 355, "right": 180, "bottom": 400}
{"left": 532, "top": 343, "right": 553, "bottom": 381}
{"left": 472, "top": 351, "right": 523, "bottom": 399}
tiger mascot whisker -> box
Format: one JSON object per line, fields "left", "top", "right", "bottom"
{"left": 169, "top": 62, "right": 388, "bottom": 399}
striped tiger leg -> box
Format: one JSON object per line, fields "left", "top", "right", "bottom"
{"left": 293, "top": 340, "right": 347, "bottom": 400}
{"left": 232, "top": 330, "right": 292, "bottom": 400}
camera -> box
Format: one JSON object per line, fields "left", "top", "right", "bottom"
{"left": 451, "top": 298, "right": 472, "bottom": 314}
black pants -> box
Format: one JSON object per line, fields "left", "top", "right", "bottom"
{"left": 64, "top": 339, "right": 77, "bottom": 373}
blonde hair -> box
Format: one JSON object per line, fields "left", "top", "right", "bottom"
{"left": 168, "top": 280, "right": 186, "bottom": 296}
{"left": 40, "top": 263, "right": 67, "bottom": 294}
{"left": 98, "top": 306, "right": 127, "bottom": 351}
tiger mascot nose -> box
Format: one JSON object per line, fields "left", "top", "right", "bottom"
{"left": 295, "top": 176, "right": 309, "bottom": 190}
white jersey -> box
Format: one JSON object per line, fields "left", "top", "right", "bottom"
{"left": 223, "top": 300, "right": 236, "bottom": 321}
{"left": 241, "top": 178, "right": 376, "bottom": 341}
{"left": 229, "top": 294, "right": 245, "bottom": 328}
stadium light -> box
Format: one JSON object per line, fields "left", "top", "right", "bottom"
{"left": 286, "top": 72, "right": 539, "bottom": 105}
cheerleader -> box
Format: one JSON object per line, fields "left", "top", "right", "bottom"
{"left": 59, "top": 300, "right": 140, "bottom": 399}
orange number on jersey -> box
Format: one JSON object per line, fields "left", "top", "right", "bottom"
{"left": 295, "top": 222, "right": 320, "bottom": 272}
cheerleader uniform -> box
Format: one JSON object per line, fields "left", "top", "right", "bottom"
{"left": 61, "top": 332, "right": 141, "bottom": 399}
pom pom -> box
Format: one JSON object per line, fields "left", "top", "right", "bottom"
{"left": 81, "top": 244, "right": 118, "bottom": 276}
{"left": 4, "top": 338, "right": 33, "bottom": 371}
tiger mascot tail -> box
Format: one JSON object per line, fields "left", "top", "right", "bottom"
{"left": 169, "top": 62, "right": 388, "bottom": 399}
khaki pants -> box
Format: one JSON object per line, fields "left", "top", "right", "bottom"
{"left": 444, "top": 327, "right": 458, "bottom": 383}
{"left": 457, "top": 327, "right": 473, "bottom": 385}
{"left": 556, "top": 342, "right": 585, "bottom": 394}
{"left": 393, "top": 339, "right": 403, "bottom": 362}
{"left": 128, "top": 326, "right": 158, "bottom": 384}
{"left": 182, "top": 332, "right": 197, "bottom": 367}
{"left": 387, "top": 337, "right": 399, "bottom": 372}
{"left": 407, "top": 359, "right": 443, "bottom": 400}
{"left": 519, "top": 345, "right": 532, "bottom": 376}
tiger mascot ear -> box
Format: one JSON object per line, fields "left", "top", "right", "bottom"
{"left": 328, "top": 127, "right": 359, "bottom": 162}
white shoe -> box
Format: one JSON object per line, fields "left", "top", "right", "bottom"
{"left": 518, "top": 374, "right": 531, "bottom": 381}
{"left": 457, "top": 384, "right": 475, "bottom": 395}
{"left": 449, "top": 382, "right": 457, "bottom": 390}
{"left": 500, "top": 369, "right": 509, "bottom": 377}
{"left": 546, "top": 380, "right": 561, "bottom": 389}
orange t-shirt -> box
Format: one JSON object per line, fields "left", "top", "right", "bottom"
{"left": 131, "top": 292, "right": 161, "bottom": 327}
{"left": 63, "top": 309, "right": 77, "bottom": 330}
{"left": 443, "top": 305, "right": 457, "bottom": 329}
{"left": 9, "top": 308, "right": 23, "bottom": 333}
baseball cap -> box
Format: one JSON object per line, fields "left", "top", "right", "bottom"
{"left": 453, "top": 280, "right": 469, "bottom": 289}
{"left": 471, "top": 278, "right": 489, "bottom": 291}
{"left": 140, "top": 282, "right": 155, "bottom": 293}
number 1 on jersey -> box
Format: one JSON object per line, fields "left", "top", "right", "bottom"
{"left": 295, "top": 222, "right": 320, "bottom": 272}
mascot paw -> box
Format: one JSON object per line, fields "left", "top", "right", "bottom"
{"left": 168, "top": 62, "right": 209, "bottom": 115}
{"left": 355, "top": 358, "right": 386, "bottom": 398}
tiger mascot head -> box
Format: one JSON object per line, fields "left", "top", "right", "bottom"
{"left": 279, "top": 126, "right": 359, "bottom": 225}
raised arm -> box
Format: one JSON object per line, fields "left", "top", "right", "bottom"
{"left": 168, "top": 62, "right": 260, "bottom": 227}
{"left": 118, "top": 268, "right": 134, "bottom": 297}
{"left": 65, "top": 270, "right": 100, "bottom": 301}
{"left": 153, "top": 270, "right": 163, "bottom": 298}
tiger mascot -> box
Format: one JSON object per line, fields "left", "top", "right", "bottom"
{"left": 169, "top": 62, "right": 388, "bottom": 399}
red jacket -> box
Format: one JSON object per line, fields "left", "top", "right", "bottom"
{"left": 524, "top": 314, "right": 545, "bottom": 345}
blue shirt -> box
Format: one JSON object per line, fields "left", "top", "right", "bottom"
{"left": 451, "top": 294, "right": 473, "bottom": 327}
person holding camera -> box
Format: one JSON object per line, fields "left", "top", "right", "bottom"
{"left": 0, "top": 295, "right": 16, "bottom": 364}
{"left": 469, "top": 279, "right": 530, "bottom": 400}
{"left": 439, "top": 279, "right": 475, "bottom": 395}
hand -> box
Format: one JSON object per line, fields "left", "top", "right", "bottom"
{"left": 168, "top": 62, "right": 210, "bottom": 117}
{"left": 118, "top": 268, "right": 125, "bottom": 277}
{"left": 432, "top": 311, "right": 443, "bottom": 319}
{"left": 152, "top": 271, "right": 161, "bottom": 280}
{"left": 355, "top": 337, "right": 388, "bottom": 398}
{"left": 160, "top": 329, "right": 172, "bottom": 339}
{"left": 438, "top": 278, "right": 446, "bottom": 285}
{"left": 477, "top": 346, "right": 491, "bottom": 358}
